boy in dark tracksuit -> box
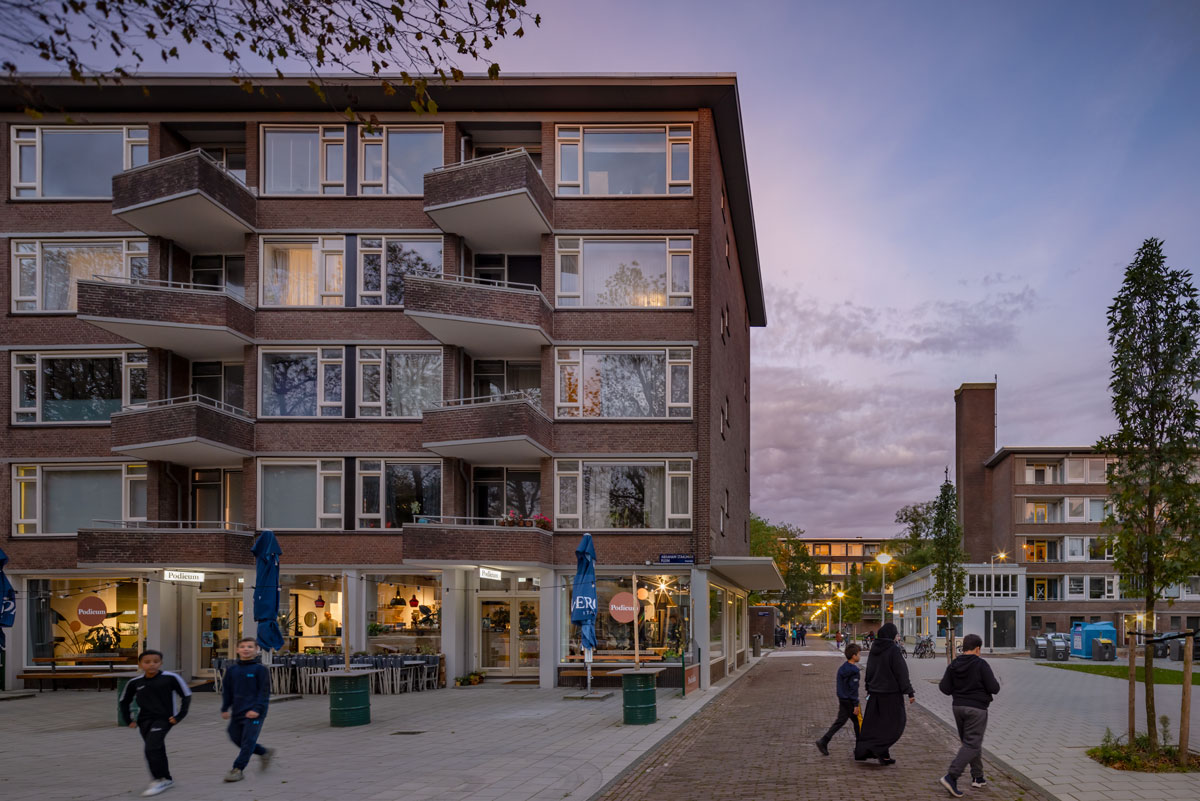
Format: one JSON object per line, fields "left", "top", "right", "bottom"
{"left": 119, "top": 649, "right": 192, "bottom": 797}
{"left": 938, "top": 633, "right": 1001, "bottom": 798}
{"left": 221, "top": 638, "right": 274, "bottom": 782}
{"left": 815, "top": 642, "right": 861, "bottom": 755}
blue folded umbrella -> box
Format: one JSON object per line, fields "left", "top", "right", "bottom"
{"left": 252, "top": 530, "right": 285, "bottom": 651}
{"left": 571, "top": 533, "right": 598, "bottom": 652}
{"left": 0, "top": 547, "right": 15, "bottom": 650}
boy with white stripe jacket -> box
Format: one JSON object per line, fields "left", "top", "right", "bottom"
{"left": 119, "top": 649, "right": 192, "bottom": 797}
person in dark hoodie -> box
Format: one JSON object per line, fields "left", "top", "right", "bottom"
{"left": 221, "top": 638, "right": 275, "bottom": 782}
{"left": 853, "top": 622, "right": 914, "bottom": 765}
{"left": 120, "top": 649, "right": 192, "bottom": 797}
{"left": 815, "top": 642, "right": 861, "bottom": 755}
{"left": 938, "top": 633, "right": 1000, "bottom": 798}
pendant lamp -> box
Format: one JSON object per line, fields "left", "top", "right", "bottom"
{"left": 314, "top": 594, "right": 325, "bottom": 608}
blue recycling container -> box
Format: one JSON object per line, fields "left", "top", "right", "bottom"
{"left": 1072, "top": 621, "right": 1117, "bottom": 659}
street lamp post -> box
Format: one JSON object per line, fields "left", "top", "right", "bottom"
{"left": 875, "top": 552, "right": 894, "bottom": 625}
{"left": 836, "top": 590, "right": 845, "bottom": 637}
{"left": 989, "top": 551, "right": 1007, "bottom": 653}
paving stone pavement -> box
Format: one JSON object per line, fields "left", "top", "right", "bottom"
{"left": 905, "top": 655, "right": 1200, "bottom": 801}
{"left": 0, "top": 666, "right": 750, "bottom": 801}
{"left": 598, "top": 643, "right": 1050, "bottom": 801}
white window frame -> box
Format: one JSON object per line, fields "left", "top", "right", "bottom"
{"left": 11, "top": 126, "right": 148, "bottom": 199}
{"left": 258, "top": 347, "right": 344, "bottom": 419}
{"left": 259, "top": 125, "right": 347, "bottom": 197}
{"left": 554, "top": 236, "right": 692, "bottom": 309}
{"left": 355, "top": 346, "right": 443, "bottom": 419}
{"left": 356, "top": 235, "right": 444, "bottom": 306}
{"left": 553, "top": 458, "right": 692, "bottom": 532}
{"left": 554, "top": 347, "right": 692, "bottom": 420}
{"left": 1088, "top": 575, "right": 1117, "bottom": 600}
{"left": 12, "top": 238, "right": 149, "bottom": 313}
{"left": 355, "top": 458, "right": 444, "bottom": 530}
{"left": 358, "top": 125, "right": 443, "bottom": 196}
{"left": 554, "top": 124, "right": 693, "bottom": 197}
{"left": 257, "top": 458, "right": 344, "bottom": 531}
{"left": 1066, "top": 536, "right": 1087, "bottom": 562}
{"left": 1066, "top": 497, "right": 1087, "bottom": 522}
{"left": 259, "top": 236, "right": 345, "bottom": 307}
{"left": 13, "top": 349, "right": 148, "bottom": 424}
{"left": 1067, "top": 575, "right": 1085, "bottom": 598}
{"left": 1065, "top": 457, "right": 1087, "bottom": 484}
{"left": 12, "top": 463, "right": 146, "bottom": 536}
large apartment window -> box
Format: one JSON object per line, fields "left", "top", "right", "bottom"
{"left": 13, "top": 350, "right": 147, "bottom": 423}
{"left": 261, "top": 238, "right": 344, "bottom": 307}
{"left": 359, "top": 126, "right": 443, "bottom": 195}
{"left": 556, "top": 237, "right": 692, "bottom": 308}
{"left": 259, "top": 348, "right": 344, "bottom": 418}
{"left": 11, "top": 126, "right": 147, "bottom": 199}
{"left": 1089, "top": 576, "right": 1116, "bottom": 600}
{"left": 12, "top": 239, "right": 148, "bottom": 312}
{"left": 259, "top": 460, "right": 343, "bottom": 530}
{"left": 555, "top": 347, "right": 691, "bottom": 419}
{"left": 190, "top": 255, "right": 246, "bottom": 299}
{"left": 13, "top": 463, "right": 146, "bottom": 535}
{"left": 358, "top": 237, "right": 443, "bottom": 306}
{"left": 262, "top": 126, "right": 346, "bottom": 195}
{"left": 356, "top": 460, "right": 442, "bottom": 529}
{"left": 1024, "top": 462, "right": 1060, "bottom": 484}
{"left": 555, "top": 125, "right": 692, "bottom": 196}
{"left": 356, "top": 348, "right": 442, "bottom": 418}
{"left": 555, "top": 459, "right": 691, "bottom": 531}
{"left": 472, "top": 467, "right": 541, "bottom": 520}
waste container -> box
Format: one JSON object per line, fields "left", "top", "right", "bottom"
{"left": 1168, "top": 635, "right": 1200, "bottom": 662}
{"left": 115, "top": 675, "right": 139, "bottom": 726}
{"left": 614, "top": 667, "right": 665, "bottom": 725}
{"left": 1151, "top": 637, "right": 1171, "bottom": 659}
{"left": 316, "top": 670, "right": 375, "bottom": 727}
{"left": 752, "top": 633, "right": 762, "bottom": 658}
{"left": 1050, "top": 639, "right": 1070, "bottom": 661}
{"left": 1029, "top": 636, "right": 1048, "bottom": 659}
{"left": 1091, "top": 638, "right": 1116, "bottom": 661}
{"left": 1074, "top": 622, "right": 1117, "bottom": 659}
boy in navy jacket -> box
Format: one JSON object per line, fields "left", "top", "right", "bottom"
{"left": 815, "top": 642, "right": 861, "bottom": 755}
{"left": 221, "top": 638, "right": 274, "bottom": 782}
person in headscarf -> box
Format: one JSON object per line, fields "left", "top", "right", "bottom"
{"left": 853, "top": 622, "right": 914, "bottom": 765}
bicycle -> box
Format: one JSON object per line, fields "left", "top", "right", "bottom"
{"left": 913, "top": 636, "right": 936, "bottom": 658}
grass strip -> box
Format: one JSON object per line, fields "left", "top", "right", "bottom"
{"left": 1037, "top": 662, "right": 1200, "bottom": 685}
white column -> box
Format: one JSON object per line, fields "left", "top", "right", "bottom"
{"left": 240, "top": 569, "right": 256, "bottom": 645}
{"left": 440, "top": 568, "right": 469, "bottom": 682}
{"left": 5, "top": 578, "right": 29, "bottom": 690}
{"left": 691, "top": 567, "right": 710, "bottom": 690}
{"left": 539, "top": 568, "right": 556, "bottom": 689}
{"left": 145, "top": 573, "right": 180, "bottom": 670}
{"left": 344, "top": 569, "right": 365, "bottom": 653}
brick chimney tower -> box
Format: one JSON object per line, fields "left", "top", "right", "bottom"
{"left": 954, "top": 383, "right": 996, "bottom": 562}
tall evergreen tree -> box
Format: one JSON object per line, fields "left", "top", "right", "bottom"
{"left": 1097, "top": 238, "right": 1200, "bottom": 751}
{"left": 928, "top": 474, "right": 968, "bottom": 663}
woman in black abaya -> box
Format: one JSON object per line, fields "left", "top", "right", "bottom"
{"left": 853, "top": 622, "right": 914, "bottom": 765}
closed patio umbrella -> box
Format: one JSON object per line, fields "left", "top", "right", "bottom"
{"left": 0, "top": 547, "right": 14, "bottom": 650}
{"left": 252, "top": 530, "right": 285, "bottom": 651}
{"left": 571, "top": 533, "right": 599, "bottom": 693}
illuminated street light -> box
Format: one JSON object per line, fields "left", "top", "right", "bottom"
{"left": 875, "top": 552, "right": 894, "bottom": 624}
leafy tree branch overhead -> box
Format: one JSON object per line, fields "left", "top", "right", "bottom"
{"left": 1, "top": 0, "right": 542, "bottom": 118}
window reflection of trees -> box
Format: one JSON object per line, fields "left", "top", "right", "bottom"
{"left": 582, "top": 352, "right": 665, "bottom": 417}
{"left": 385, "top": 351, "right": 441, "bottom": 416}
{"left": 42, "top": 244, "right": 124, "bottom": 310}
{"left": 262, "top": 354, "right": 318, "bottom": 416}
{"left": 41, "top": 357, "right": 122, "bottom": 421}
{"left": 593, "top": 261, "right": 667, "bottom": 307}
{"left": 384, "top": 463, "right": 441, "bottom": 527}
{"left": 584, "top": 464, "right": 665, "bottom": 529}
{"left": 384, "top": 242, "right": 441, "bottom": 306}
{"left": 505, "top": 471, "right": 541, "bottom": 517}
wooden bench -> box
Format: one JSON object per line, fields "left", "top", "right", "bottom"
{"left": 559, "top": 669, "right": 620, "bottom": 678}
{"left": 23, "top": 655, "right": 134, "bottom": 692}
{"left": 18, "top": 671, "right": 129, "bottom": 692}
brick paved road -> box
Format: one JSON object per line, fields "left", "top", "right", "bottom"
{"left": 599, "top": 646, "right": 1050, "bottom": 801}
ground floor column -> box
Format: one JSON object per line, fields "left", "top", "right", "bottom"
{"left": 691, "top": 566, "right": 711, "bottom": 690}
{"left": 539, "top": 568, "right": 557, "bottom": 689}
{"left": 240, "top": 569, "right": 257, "bottom": 647}
{"left": 440, "top": 568, "right": 468, "bottom": 683}
{"left": 145, "top": 573, "right": 181, "bottom": 671}
{"left": 343, "top": 569, "right": 365, "bottom": 654}
{"left": 3, "top": 578, "right": 29, "bottom": 691}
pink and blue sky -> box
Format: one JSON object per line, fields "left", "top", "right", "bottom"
{"left": 16, "top": 0, "right": 1200, "bottom": 538}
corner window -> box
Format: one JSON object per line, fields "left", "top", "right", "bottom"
{"left": 12, "top": 463, "right": 146, "bottom": 536}
{"left": 555, "top": 237, "right": 691, "bottom": 308}
{"left": 12, "top": 239, "right": 148, "bottom": 312}
{"left": 13, "top": 350, "right": 147, "bottom": 424}
{"left": 357, "top": 237, "right": 443, "bottom": 306}
{"left": 554, "top": 459, "right": 691, "bottom": 531}
{"left": 11, "top": 126, "right": 147, "bottom": 199}
{"left": 356, "top": 348, "right": 442, "bottom": 418}
{"left": 359, "top": 126, "right": 443, "bottom": 195}
{"left": 259, "top": 348, "right": 343, "bottom": 418}
{"left": 261, "top": 238, "right": 344, "bottom": 307}
{"left": 259, "top": 460, "right": 343, "bottom": 530}
{"left": 555, "top": 125, "right": 691, "bottom": 196}
{"left": 356, "top": 460, "right": 442, "bottom": 529}
{"left": 555, "top": 347, "right": 691, "bottom": 419}
{"left": 262, "top": 126, "right": 346, "bottom": 195}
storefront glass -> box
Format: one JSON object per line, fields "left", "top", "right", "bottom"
{"left": 710, "top": 585, "right": 726, "bottom": 660}
{"left": 26, "top": 577, "right": 143, "bottom": 666}
{"left": 561, "top": 573, "right": 691, "bottom": 662}
{"left": 280, "top": 575, "right": 344, "bottom": 652}
{"left": 367, "top": 574, "right": 441, "bottom": 654}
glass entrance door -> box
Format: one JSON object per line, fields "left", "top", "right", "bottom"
{"left": 479, "top": 598, "right": 539, "bottom": 675}
{"left": 198, "top": 598, "right": 242, "bottom": 675}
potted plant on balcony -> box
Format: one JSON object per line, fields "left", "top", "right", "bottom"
{"left": 502, "top": 509, "right": 523, "bottom": 527}
{"left": 531, "top": 513, "right": 552, "bottom": 531}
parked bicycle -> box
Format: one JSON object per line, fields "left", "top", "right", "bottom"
{"left": 913, "top": 636, "right": 936, "bottom": 658}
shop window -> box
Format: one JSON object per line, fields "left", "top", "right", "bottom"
{"left": 11, "top": 126, "right": 147, "bottom": 199}
{"left": 554, "top": 459, "right": 691, "bottom": 530}
{"left": 262, "top": 125, "right": 345, "bottom": 195}
{"left": 355, "top": 347, "right": 441, "bottom": 418}
{"left": 710, "top": 585, "right": 726, "bottom": 660}
{"left": 13, "top": 463, "right": 146, "bottom": 536}
{"left": 555, "top": 237, "right": 692, "bottom": 308}
{"left": 261, "top": 237, "right": 344, "bottom": 306}
{"left": 555, "top": 124, "right": 691, "bottom": 196}
{"left": 367, "top": 574, "right": 442, "bottom": 654}
{"left": 358, "top": 126, "right": 442, "bottom": 195}
{"left": 11, "top": 239, "right": 148, "bottom": 312}
{"left": 556, "top": 347, "right": 691, "bottom": 419}
{"left": 13, "top": 350, "right": 147, "bottom": 423}
{"left": 280, "top": 575, "right": 344, "bottom": 652}
{"left": 356, "top": 460, "right": 442, "bottom": 529}
{"left": 357, "top": 236, "right": 443, "bottom": 306}
{"left": 25, "top": 577, "right": 144, "bottom": 665}
{"left": 561, "top": 574, "right": 691, "bottom": 662}
{"left": 259, "top": 348, "right": 343, "bottom": 417}
{"left": 259, "top": 460, "right": 343, "bottom": 530}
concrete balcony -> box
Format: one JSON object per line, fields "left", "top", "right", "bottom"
{"left": 110, "top": 395, "right": 254, "bottom": 467}
{"left": 77, "top": 521, "right": 255, "bottom": 568}
{"left": 403, "top": 274, "right": 553, "bottom": 359}
{"left": 423, "top": 149, "right": 552, "bottom": 252}
{"left": 77, "top": 277, "right": 254, "bottom": 361}
{"left": 112, "top": 149, "right": 256, "bottom": 253}
{"left": 421, "top": 393, "right": 553, "bottom": 466}
{"left": 403, "top": 517, "right": 552, "bottom": 565}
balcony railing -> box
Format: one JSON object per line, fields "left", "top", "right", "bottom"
{"left": 431, "top": 390, "right": 548, "bottom": 417}
{"left": 119, "top": 393, "right": 252, "bottom": 420}
{"left": 87, "top": 274, "right": 254, "bottom": 309}
{"left": 93, "top": 519, "right": 254, "bottom": 532}
{"left": 423, "top": 271, "right": 552, "bottom": 305}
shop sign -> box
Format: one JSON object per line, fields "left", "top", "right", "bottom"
{"left": 479, "top": 567, "right": 503, "bottom": 581}
{"left": 609, "top": 592, "right": 638, "bottom": 623}
{"left": 165, "top": 569, "right": 205, "bottom": 583}
{"left": 658, "top": 553, "right": 694, "bottom": 564}
{"left": 76, "top": 596, "right": 108, "bottom": 626}
{"left": 683, "top": 664, "right": 700, "bottom": 695}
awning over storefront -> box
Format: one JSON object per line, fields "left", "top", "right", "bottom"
{"left": 710, "top": 556, "right": 785, "bottom": 592}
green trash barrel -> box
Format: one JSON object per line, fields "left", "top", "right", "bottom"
{"left": 328, "top": 673, "right": 372, "bottom": 727}
{"left": 116, "top": 676, "right": 139, "bottom": 726}
{"left": 621, "top": 672, "right": 658, "bottom": 725}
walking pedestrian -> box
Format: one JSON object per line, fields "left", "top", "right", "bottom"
{"left": 814, "top": 643, "right": 861, "bottom": 755}
{"left": 119, "top": 649, "right": 192, "bottom": 797}
{"left": 853, "top": 622, "right": 914, "bottom": 765}
{"left": 799, "top": 624, "right": 807, "bottom": 646}
{"left": 221, "top": 638, "right": 276, "bottom": 782}
{"left": 938, "top": 633, "right": 1000, "bottom": 798}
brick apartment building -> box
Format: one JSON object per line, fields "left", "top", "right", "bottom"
{"left": 784, "top": 534, "right": 891, "bottom": 629}
{"left": 1, "top": 73, "right": 781, "bottom": 691}
{"left": 936, "top": 382, "right": 1200, "bottom": 648}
